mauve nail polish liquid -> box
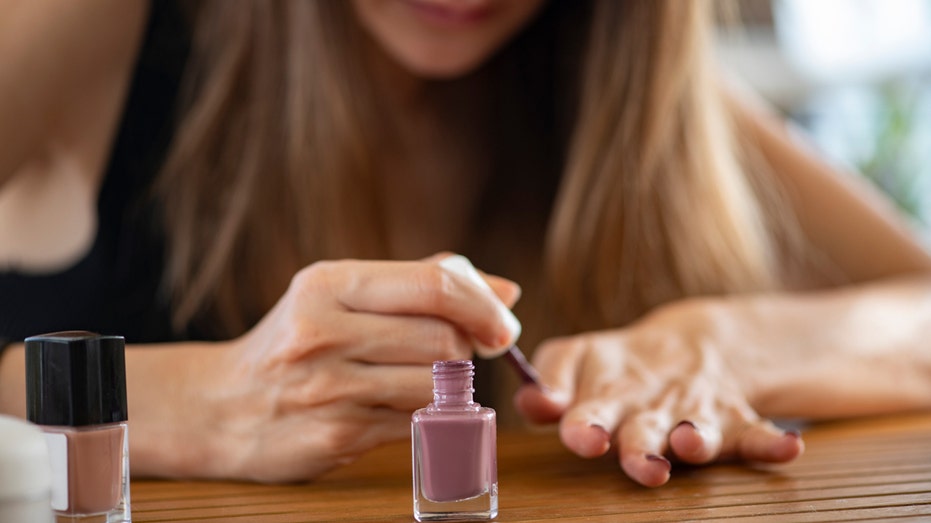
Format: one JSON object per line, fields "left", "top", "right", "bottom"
{"left": 412, "top": 360, "right": 497, "bottom": 521}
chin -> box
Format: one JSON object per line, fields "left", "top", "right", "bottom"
{"left": 402, "top": 60, "right": 485, "bottom": 79}
{"left": 391, "top": 48, "right": 494, "bottom": 79}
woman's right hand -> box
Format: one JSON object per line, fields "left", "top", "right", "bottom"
{"left": 156, "top": 255, "right": 520, "bottom": 482}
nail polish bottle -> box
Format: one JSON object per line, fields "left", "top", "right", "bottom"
{"left": 412, "top": 360, "right": 497, "bottom": 521}
{"left": 25, "top": 331, "right": 131, "bottom": 522}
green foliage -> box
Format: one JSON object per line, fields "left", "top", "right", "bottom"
{"left": 856, "top": 82, "right": 926, "bottom": 223}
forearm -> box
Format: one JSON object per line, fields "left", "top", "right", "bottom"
{"left": 123, "top": 341, "right": 227, "bottom": 478}
{"left": 0, "top": 343, "right": 26, "bottom": 417}
{"left": 713, "top": 275, "right": 931, "bottom": 419}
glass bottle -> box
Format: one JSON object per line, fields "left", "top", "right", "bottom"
{"left": 26, "top": 331, "right": 131, "bottom": 523}
{"left": 412, "top": 360, "right": 497, "bottom": 521}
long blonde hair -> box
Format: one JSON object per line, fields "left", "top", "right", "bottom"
{"left": 160, "top": 0, "right": 791, "bottom": 337}
{"left": 548, "top": 0, "right": 785, "bottom": 330}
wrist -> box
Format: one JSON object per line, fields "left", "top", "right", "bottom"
{"left": 126, "top": 340, "right": 227, "bottom": 479}
{"left": 0, "top": 342, "right": 26, "bottom": 417}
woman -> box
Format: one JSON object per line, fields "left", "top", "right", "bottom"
{"left": 1, "top": 0, "right": 929, "bottom": 488}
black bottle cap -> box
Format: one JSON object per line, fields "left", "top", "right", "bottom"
{"left": 25, "top": 331, "right": 128, "bottom": 426}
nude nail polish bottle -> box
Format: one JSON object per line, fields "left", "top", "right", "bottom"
{"left": 26, "top": 331, "right": 131, "bottom": 522}
{"left": 412, "top": 360, "right": 497, "bottom": 521}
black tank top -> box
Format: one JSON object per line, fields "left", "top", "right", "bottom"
{"left": 0, "top": 2, "right": 189, "bottom": 344}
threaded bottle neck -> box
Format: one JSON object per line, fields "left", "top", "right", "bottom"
{"left": 431, "top": 360, "right": 475, "bottom": 407}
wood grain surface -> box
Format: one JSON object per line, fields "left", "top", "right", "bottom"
{"left": 131, "top": 414, "right": 931, "bottom": 522}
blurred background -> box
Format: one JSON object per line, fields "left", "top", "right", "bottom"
{"left": 718, "top": 0, "right": 931, "bottom": 240}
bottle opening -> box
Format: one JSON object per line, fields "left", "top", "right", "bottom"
{"left": 432, "top": 360, "right": 475, "bottom": 405}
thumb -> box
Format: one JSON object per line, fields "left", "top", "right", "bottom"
{"left": 483, "top": 274, "right": 521, "bottom": 308}
{"left": 436, "top": 254, "right": 522, "bottom": 358}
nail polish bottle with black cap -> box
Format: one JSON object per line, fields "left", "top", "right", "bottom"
{"left": 26, "top": 331, "right": 131, "bottom": 522}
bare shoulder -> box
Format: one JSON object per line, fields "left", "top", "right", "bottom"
{"left": 0, "top": 0, "right": 149, "bottom": 186}
{"left": 724, "top": 83, "right": 931, "bottom": 283}
{"left": 0, "top": 1, "right": 149, "bottom": 271}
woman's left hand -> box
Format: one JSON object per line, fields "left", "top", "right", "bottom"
{"left": 514, "top": 298, "right": 804, "bottom": 487}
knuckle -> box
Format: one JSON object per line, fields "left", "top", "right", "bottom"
{"left": 296, "top": 371, "right": 346, "bottom": 407}
{"left": 288, "top": 319, "right": 333, "bottom": 353}
{"left": 428, "top": 324, "right": 469, "bottom": 360}
{"left": 416, "top": 264, "right": 457, "bottom": 312}
{"left": 536, "top": 335, "right": 574, "bottom": 356}
{"left": 267, "top": 309, "right": 339, "bottom": 364}
{"left": 316, "top": 425, "right": 345, "bottom": 456}
{"left": 723, "top": 402, "right": 758, "bottom": 424}
{"left": 631, "top": 410, "right": 666, "bottom": 432}
{"left": 291, "top": 260, "right": 337, "bottom": 293}
{"left": 290, "top": 311, "right": 338, "bottom": 351}
{"left": 319, "top": 421, "right": 363, "bottom": 456}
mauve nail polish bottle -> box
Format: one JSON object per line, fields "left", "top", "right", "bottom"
{"left": 412, "top": 360, "right": 497, "bottom": 521}
{"left": 26, "top": 331, "right": 131, "bottom": 522}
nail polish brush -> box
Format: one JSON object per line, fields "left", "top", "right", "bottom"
{"left": 438, "top": 255, "right": 543, "bottom": 387}
{"left": 502, "top": 345, "right": 542, "bottom": 386}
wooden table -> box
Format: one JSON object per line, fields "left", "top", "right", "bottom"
{"left": 131, "top": 414, "right": 931, "bottom": 522}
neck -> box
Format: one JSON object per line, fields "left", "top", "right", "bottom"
{"left": 364, "top": 40, "right": 429, "bottom": 113}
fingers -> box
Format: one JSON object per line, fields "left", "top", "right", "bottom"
{"left": 557, "top": 340, "right": 634, "bottom": 458}
{"left": 424, "top": 252, "right": 522, "bottom": 308}
{"left": 560, "top": 416, "right": 614, "bottom": 458}
{"left": 736, "top": 420, "right": 805, "bottom": 463}
{"left": 514, "top": 326, "right": 803, "bottom": 489}
{"left": 437, "top": 255, "right": 521, "bottom": 357}
{"left": 484, "top": 273, "right": 521, "bottom": 308}
{"left": 513, "top": 384, "right": 565, "bottom": 424}
{"left": 352, "top": 407, "right": 415, "bottom": 449}
{"left": 339, "top": 312, "right": 473, "bottom": 365}
{"left": 615, "top": 415, "right": 800, "bottom": 488}
{"left": 522, "top": 336, "right": 628, "bottom": 458}
{"left": 529, "top": 338, "right": 584, "bottom": 405}
{"left": 617, "top": 410, "right": 675, "bottom": 487}
{"left": 352, "top": 364, "right": 434, "bottom": 411}
{"left": 248, "top": 405, "right": 412, "bottom": 482}
{"left": 312, "top": 259, "right": 517, "bottom": 353}
{"left": 668, "top": 418, "right": 723, "bottom": 465}
{"left": 615, "top": 414, "right": 722, "bottom": 487}
{"left": 282, "top": 362, "right": 434, "bottom": 412}
{"left": 229, "top": 254, "right": 527, "bottom": 483}
{"left": 514, "top": 337, "right": 583, "bottom": 424}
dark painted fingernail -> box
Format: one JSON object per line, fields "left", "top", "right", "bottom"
{"left": 646, "top": 454, "right": 671, "bottom": 472}
{"left": 676, "top": 420, "right": 698, "bottom": 431}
